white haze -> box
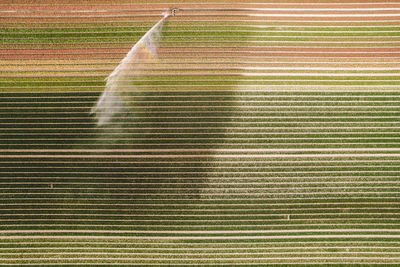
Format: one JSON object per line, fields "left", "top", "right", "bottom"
{"left": 91, "top": 12, "right": 170, "bottom": 126}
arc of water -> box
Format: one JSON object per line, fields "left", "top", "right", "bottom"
{"left": 92, "top": 12, "right": 170, "bottom": 126}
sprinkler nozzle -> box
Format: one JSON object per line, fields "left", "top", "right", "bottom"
{"left": 171, "top": 8, "right": 179, "bottom": 16}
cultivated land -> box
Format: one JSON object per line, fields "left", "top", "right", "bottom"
{"left": 0, "top": 0, "right": 400, "bottom": 265}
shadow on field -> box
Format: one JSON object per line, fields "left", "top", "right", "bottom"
{"left": 88, "top": 90, "right": 239, "bottom": 202}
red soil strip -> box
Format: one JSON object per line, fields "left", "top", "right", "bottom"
{"left": 2, "top": 3, "right": 400, "bottom": 12}
{"left": 2, "top": 10, "right": 400, "bottom": 17}
{"left": 2, "top": 16, "right": 399, "bottom": 24}
{"left": 2, "top": 0, "right": 398, "bottom": 4}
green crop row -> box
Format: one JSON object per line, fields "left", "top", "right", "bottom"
{"left": 2, "top": 26, "right": 400, "bottom": 33}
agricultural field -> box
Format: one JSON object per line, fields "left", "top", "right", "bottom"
{"left": 1, "top": 0, "right": 400, "bottom": 265}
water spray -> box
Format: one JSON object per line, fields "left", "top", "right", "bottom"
{"left": 92, "top": 7, "right": 245, "bottom": 126}
{"left": 92, "top": 10, "right": 173, "bottom": 126}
